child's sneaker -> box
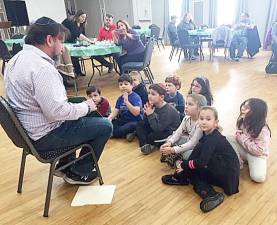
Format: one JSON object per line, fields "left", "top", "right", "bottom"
{"left": 140, "top": 144, "right": 156, "bottom": 155}
{"left": 126, "top": 132, "right": 136, "bottom": 142}
{"left": 161, "top": 174, "right": 189, "bottom": 185}
{"left": 200, "top": 192, "right": 224, "bottom": 213}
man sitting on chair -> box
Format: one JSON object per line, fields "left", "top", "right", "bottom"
{"left": 229, "top": 12, "right": 254, "bottom": 61}
{"left": 4, "top": 17, "right": 112, "bottom": 185}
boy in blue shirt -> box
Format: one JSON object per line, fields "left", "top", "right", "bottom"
{"left": 109, "top": 74, "right": 143, "bottom": 141}
{"left": 165, "top": 75, "right": 185, "bottom": 117}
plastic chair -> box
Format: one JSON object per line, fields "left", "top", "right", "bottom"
{"left": 167, "top": 29, "right": 180, "bottom": 61}
{"left": 149, "top": 24, "right": 164, "bottom": 51}
{"left": 177, "top": 29, "right": 202, "bottom": 63}
{"left": 0, "top": 96, "right": 103, "bottom": 217}
{"left": 121, "top": 39, "right": 155, "bottom": 84}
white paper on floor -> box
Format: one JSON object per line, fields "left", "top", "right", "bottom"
{"left": 71, "top": 185, "right": 116, "bottom": 206}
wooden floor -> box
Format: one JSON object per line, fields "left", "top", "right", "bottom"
{"left": 0, "top": 47, "right": 277, "bottom": 224}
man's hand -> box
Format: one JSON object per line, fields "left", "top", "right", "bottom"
{"left": 85, "top": 99, "right": 97, "bottom": 111}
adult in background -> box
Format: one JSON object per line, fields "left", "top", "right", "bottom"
{"left": 177, "top": 12, "right": 198, "bottom": 59}
{"left": 167, "top": 15, "right": 179, "bottom": 46}
{"left": 112, "top": 20, "right": 145, "bottom": 75}
{"left": 62, "top": 10, "right": 93, "bottom": 76}
{"left": 4, "top": 17, "right": 112, "bottom": 185}
{"left": 93, "top": 13, "right": 118, "bottom": 73}
{"left": 229, "top": 12, "right": 254, "bottom": 61}
{"left": 177, "top": 12, "right": 197, "bottom": 31}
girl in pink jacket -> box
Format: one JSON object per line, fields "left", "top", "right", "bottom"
{"left": 228, "top": 98, "right": 271, "bottom": 183}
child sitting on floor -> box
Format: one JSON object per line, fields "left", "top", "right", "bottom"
{"left": 162, "top": 106, "right": 240, "bottom": 213}
{"left": 86, "top": 85, "right": 111, "bottom": 117}
{"left": 188, "top": 76, "right": 213, "bottom": 105}
{"left": 160, "top": 93, "right": 207, "bottom": 167}
{"left": 108, "top": 74, "right": 143, "bottom": 141}
{"left": 129, "top": 71, "right": 148, "bottom": 106}
{"left": 227, "top": 98, "right": 271, "bottom": 183}
{"left": 165, "top": 75, "right": 185, "bottom": 116}
{"left": 136, "top": 83, "right": 181, "bottom": 154}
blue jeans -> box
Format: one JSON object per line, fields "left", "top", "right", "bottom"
{"left": 112, "top": 118, "right": 137, "bottom": 138}
{"left": 33, "top": 117, "right": 113, "bottom": 175}
{"left": 272, "top": 43, "right": 277, "bottom": 60}
{"left": 229, "top": 35, "right": 248, "bottom": 58}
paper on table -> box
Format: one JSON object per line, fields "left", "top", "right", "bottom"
{"left": 71, "top": 185, "right": 116, "bottom": 206}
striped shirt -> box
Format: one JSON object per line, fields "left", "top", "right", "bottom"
{"left": 4, "top": 44, "right": 89, "bottom": 141}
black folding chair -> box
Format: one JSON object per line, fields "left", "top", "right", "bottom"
{"left": 122, "top": 39, "right": 155, "bottom": 84}
{"left": 149, "top": 24, "right": 163, "bottom": 51}
{"left": 177, "top": 29, "right": 202, "bottom": 63}
{"left": 0, "top": 96, "right": 103, "bottom": 217}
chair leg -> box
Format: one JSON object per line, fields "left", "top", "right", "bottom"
{"left": 90, "top": 150, "right": 104, "bottom": 185}
{"left": 2, "top": 61, "right": 5, "bottom": 75}
{"left": 43, "top": 163, "right": 55, "bottom": 217}
{"left": 17, "top": 150, "right": 27, "bottom": 193}
{"left": 175, "top": 48, "right": 179, "bottom": 56}
{"left": 147, "top": 66, "right": 154, "bottom": 81}
{"left": 160, "top": 40, "right": 165, "bottom": 49}
{"left": 169, "top": 47, "right": 174, "bottom": 61}
{"left": 178, "top": 49, "right": 182, "bottom": 62}
{"left": 80, "top": 59, "right": 86, "bottom": 75}
{"left": 156, "top": 40, "right": 160, "bottom": 51}
{"left": 143, "top": 68, "right": 153, "bottom": 84}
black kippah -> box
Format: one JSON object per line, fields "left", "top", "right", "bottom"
{"left": 35, "top": 17, "right": 57, "bottom": 26}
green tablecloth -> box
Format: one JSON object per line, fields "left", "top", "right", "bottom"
{"left": 188, "top": 28, "right": 214, "bottom": 36}
{"left": 64, "top": 42, "right": 122, "bottom": 57}
{"left": 3, "top": 38, "right": 122, "bottom": 57}
{"left": 4, "top": 38, "right": 25, "bottom": 48}
{"left": 134, "top": 28, "right": 151, "bottom": 36}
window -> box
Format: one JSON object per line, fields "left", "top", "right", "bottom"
{"left": 217, "top": 0, "right": 237, "bottom": 25}
{"left": 169, "top": 0, "right": 182, "bottom": 24}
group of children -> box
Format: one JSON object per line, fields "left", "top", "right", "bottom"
{"left": 85, "top": 72, "right": 271, "bottom": 213}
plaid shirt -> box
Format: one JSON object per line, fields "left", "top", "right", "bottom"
{"left": 4, "top": 44, "right": 88, "bottom": 141}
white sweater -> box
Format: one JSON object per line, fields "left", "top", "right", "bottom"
{"left": 168, "top": 116, "right": 203, "bottom": 154}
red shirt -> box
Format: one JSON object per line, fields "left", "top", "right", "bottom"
{"left": 97, "top": 97, "right": 111, "bottom": 117}
{"left": 97, "top": 24, "right": 116, "bottom": 41}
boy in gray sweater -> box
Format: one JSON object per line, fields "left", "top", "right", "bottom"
{"left": 136, "top": 83, "right": 181, "bottom": 155}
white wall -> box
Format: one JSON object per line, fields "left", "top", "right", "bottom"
{"left": 25, "top": 0, "right": 66, "bottom": 23}
{"left": 248, "top": 0, "right": 271, "bottom": 42}
{"left": 75, "top": 0, "right": 102, "bottom": 38}
{"left": 133, "top": 0, "right": 152, "bottom": 28}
